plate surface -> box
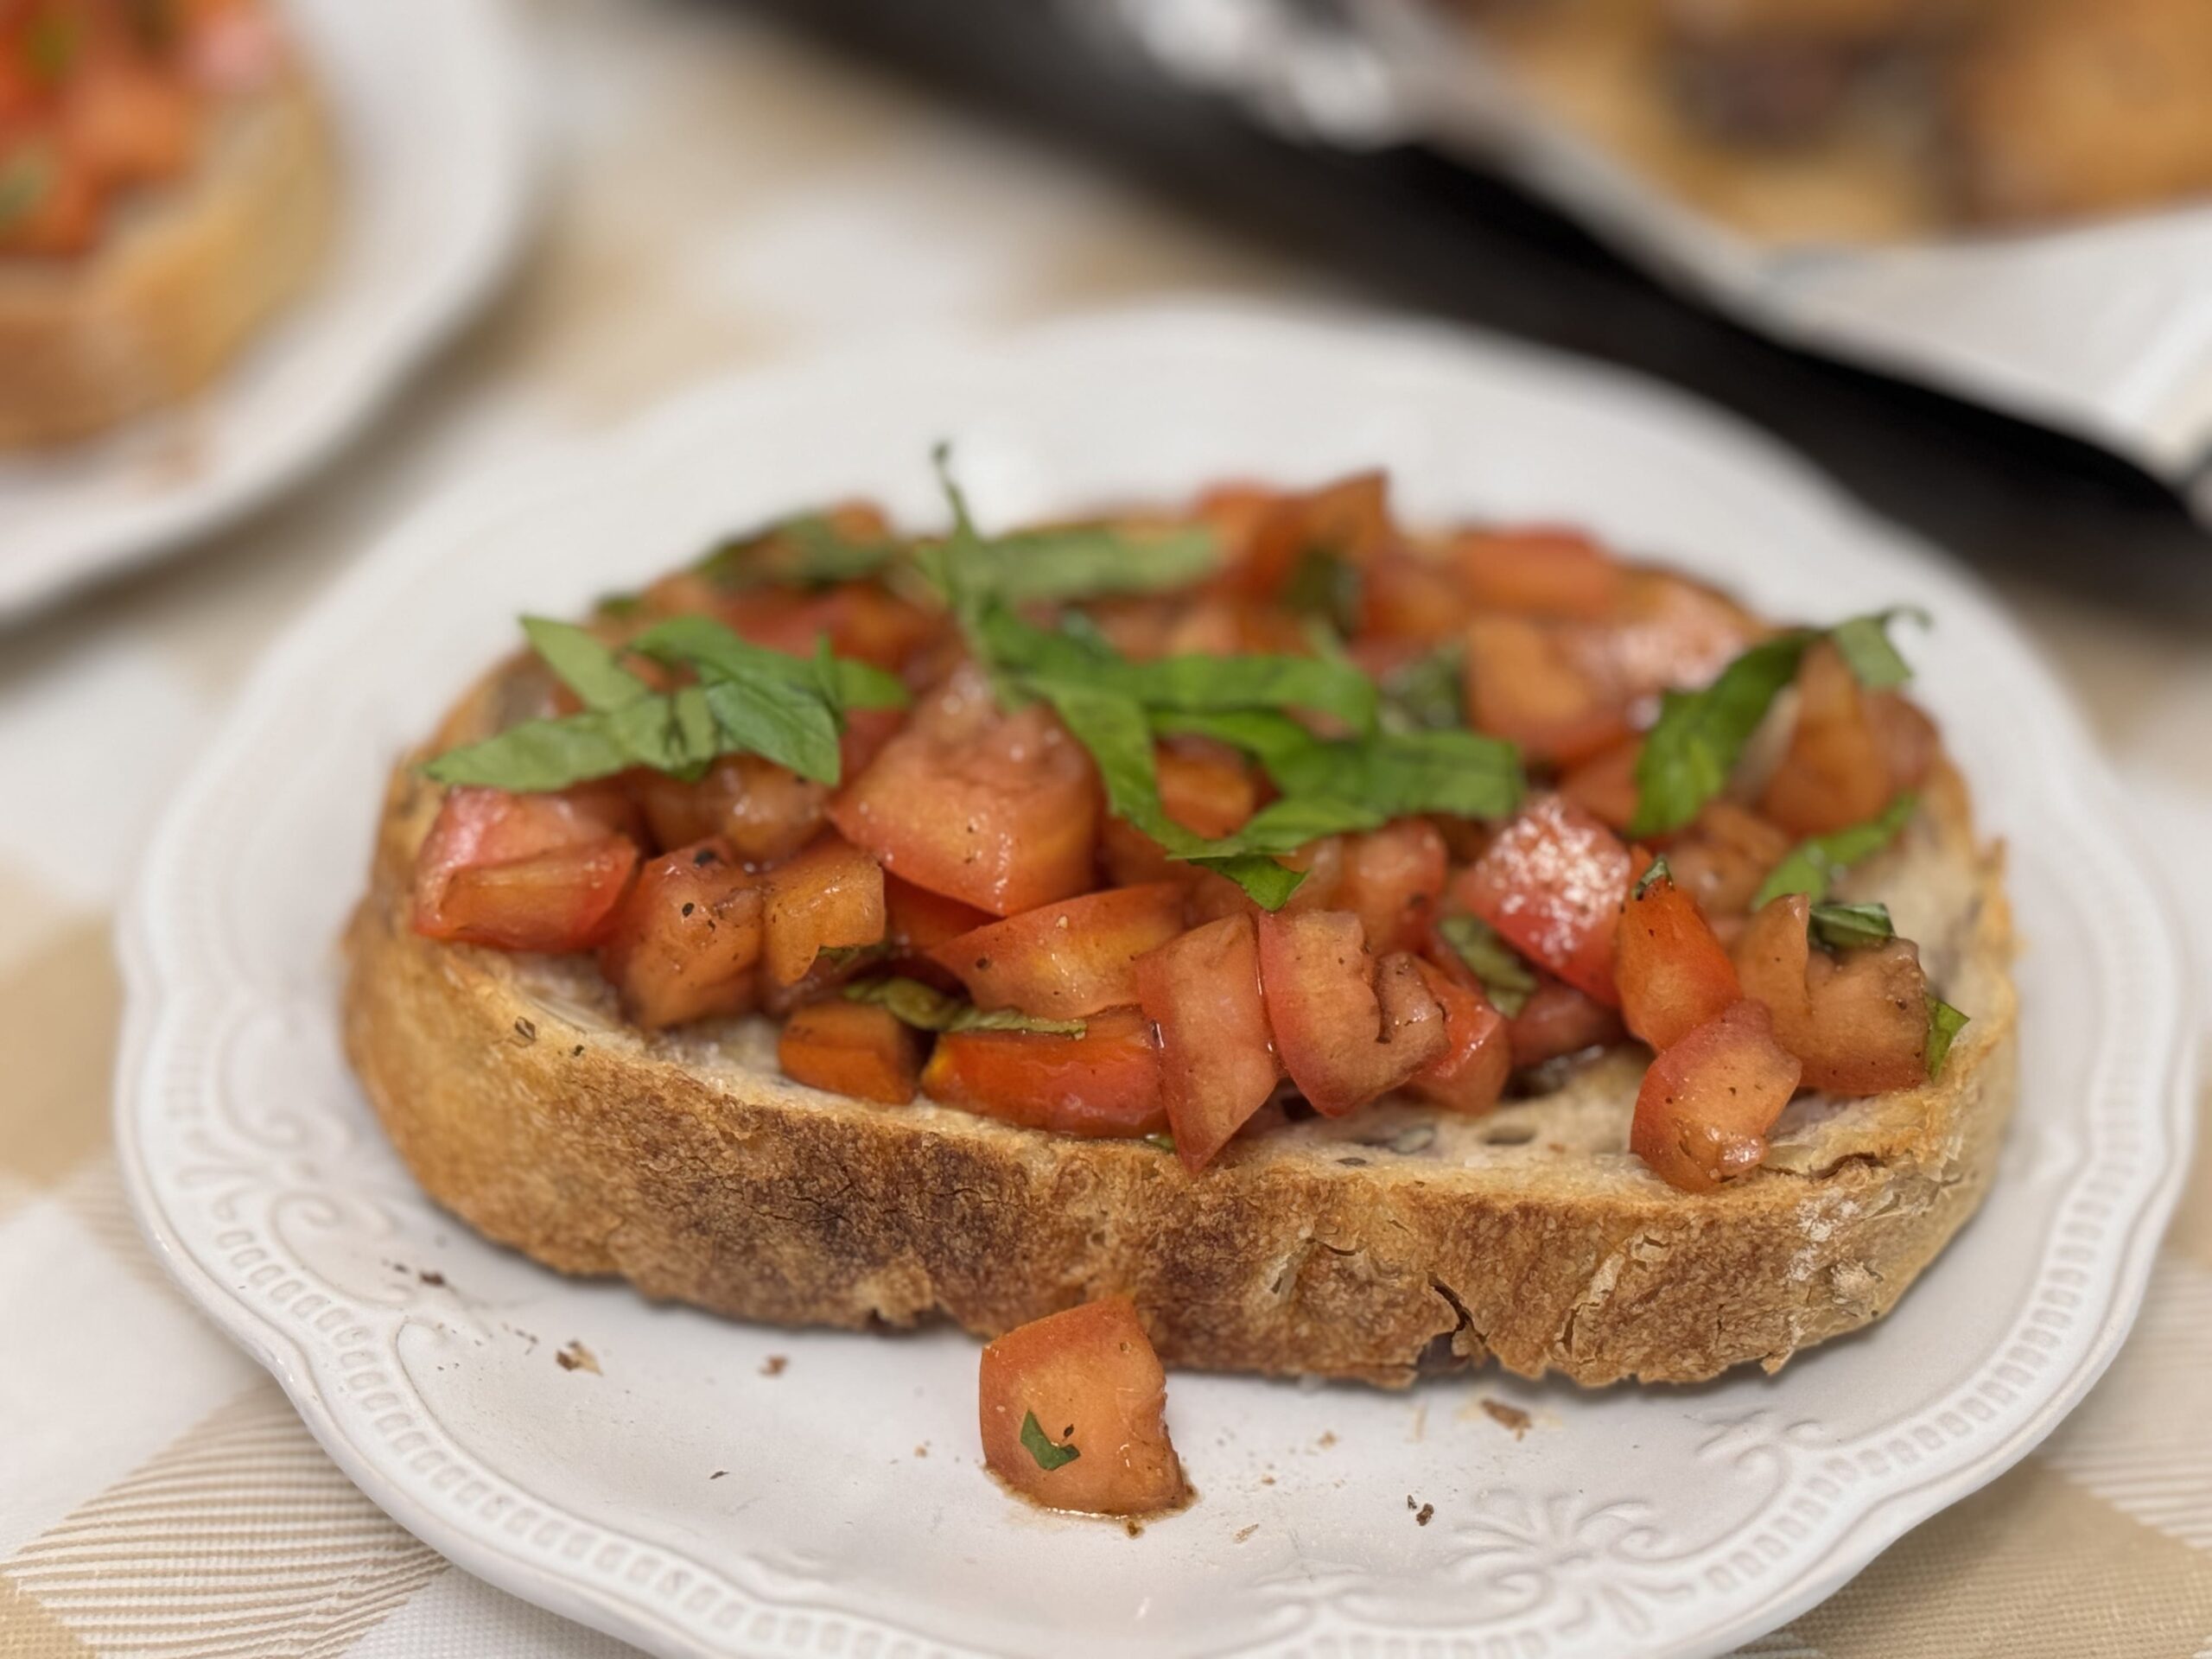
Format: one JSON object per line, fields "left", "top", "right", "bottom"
{"left": 0, "top": 0, "right": 532, "bottom": 622}
{"left": 117, "top": 306, "right": 2196, "bottom": 1659}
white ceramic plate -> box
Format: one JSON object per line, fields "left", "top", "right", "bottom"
{"left": 117, "top": 306, "right": 2196, "bottom": 1659}
{"left": 0, "top": 0, "right": 532, "bottom": 623}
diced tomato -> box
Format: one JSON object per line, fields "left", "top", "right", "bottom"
{"left": 1505, "top": 976, "right": 1625, "bottom": 1067}
{"left": 1665, "top": 802, "right": 1793, "bottom": 920}
{"left": 633, "top": 753, "right": 830, "bottom": 866}
{"left": 1187, "top": 834, "right": 1346, "bottom": 924}
{"left": 1236, "top": 472, "right": 1393, "bottom": 606}
{"left": 1454, "top": 795, "right": 1634, "bottom": 1006}
{"left": 760, "top": 834, "right": 885, "bottom": 987}
{"left": 1464, "top": 614, "right": 1633, "bottom": 767}
{"left": 1733, "top": 896, "right": 1929, "bottom": 1095}
{"left": 1614, "top": 864, "right": 1742, "bottom": 1052}
{"left": 412, "top": 785, "right": 640, "bottom": 950}
{"left": 778, "top": 1000, "right": 921, "bottom": 1104}
{"left": 931, "top": 884, "right": 1186, "bottom": 1021}
{"left": 0, "top": 139, "right": 101, "bottom": 255}
{"left": 1867, "top": 690, "right": 1940, "bottom": 792}
{"left": 839, "top": 707, "right": 905, "bottom": 781}
{"left": 885, "top": 874, "right": 993, "bottom": 957}
{"left": 1363, "top": 552, "right": 1471, "bottom": 642}
{"left": 1100, "top": 742, "right": 1260, "bottom": 887}
{"left": 1563, "top": 570, "right": 1759, "bottom": 702}
{"left": 1335, "top": 819, "right": 1449, "bottom": 955}
{"left": 63, "top": 60, "right": 199, "bottom": 188}
{"left": 830, "top": 667, "right": 1101, "bottom": 917}
{"left": 1630, "top": 1000, "right": 1802, "bottom": 1192}
{"left": 921, "top": 1008, "right": 1165, "bottom": 1137}
{"left": 1189, "top": 481, "right": 1278, "bottom": 569}
{"left": 1405, "top": 958, "right": 1510, "bottom": 1115}
{"left": 1453, "top": 526, "right": 1624, "bottom": 619}
{"left": 721, "top": 582, "right": 938, "bottom": 674}
{"left": 1255, "top": 910, "right": 1447, "bottom": 1116}
{"left": 1559, "top": 738, "right": 1643, "bottom": 834}
{"left": 977, "top": 1297, "right": 1186, "bottom": 1516}
{"left": 1758, "top": 642, "right": 1896, "bottom": 836}
{"left": 1135, "top": 916, "right": 1280, "bottom": 1171}
{"left": 595, "top": 839, "right": 762, "bottom": 1028}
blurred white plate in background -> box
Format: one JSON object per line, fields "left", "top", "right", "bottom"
{"left": 118, "top": 307, "right": 2196, "bottom": 1659}
{"left": 0, "top": 0, "right": 533, "bottom": 623}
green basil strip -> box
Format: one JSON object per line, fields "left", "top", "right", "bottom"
{"left": 1434, "top": 913, "right": 1536, "bottom": 1017}
{"left": 1751, "top": 792, "right": 1919, "bottom": 910}
{"left": 1629, "top": 631, "right": 1813, "bottom": 838}
{"left": 1153, "top": 709, "right": 1521, "bottom": 823}
{"left": 1632, "top": 855, "right": 1672, "bottom": 900}
{"left": 843, "top": 976, "right": 1084, "bottom": 1037}
{"left": 1019, "top": 1410, "right": 1081, "bottom": 1471}
{"left": 1925, "top": 995, "right": 1969, "bottom": 1079}
{"left": 521, "top": 617, "right": 655, "bottom": 712}
{"left": 1808, "top": 899, "right": 1897, "bottom": 950}
{"left": 1377, "top": 639, "right": 1466, "bottom": 734}
{"left": 1829, "top": 607, "right": 1928, "bottom": 692}
{"left": 0, "top": 152, "right": 53, "bottom": 234}
{"left": 422, "top": 713, "right": 645, "bottom": 791}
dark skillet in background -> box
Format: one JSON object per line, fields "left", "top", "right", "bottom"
{"left": 721, "top": 0, "right": 2212, "bottom": 618}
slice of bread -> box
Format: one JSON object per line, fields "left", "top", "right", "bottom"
{"left": 342, "top": 667, "right": 2017, "bottom": 1388}
{"left": 0, "top": 69, "right": 334, "bottom": 450}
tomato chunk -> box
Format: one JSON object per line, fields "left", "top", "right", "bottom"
{"left": 761, "top": 835, "right": 886, "bottom": 987}
{"left": 1135, "top": 916, "right": 1280, "bottom": 1171}
{"left": 1758, "top": 641, "right": 1896, "bottom": 836}
{"left": 1464, "top": 614, "right": 1633, "bottom": 767}
{"left": 1255, "top": 910, "right": 1447, "bottom": 1116}
{"left": 1406, "top": 959, "right": 1510, "bottom": 1115}
{"left": 1665, "top": 802, "right": 1793, "bottom": 921}
{"left": 978, "top": 1297, "right": 1186, "bottom": 1516}
{"left": 885, "top": 874, "right": 993, "bottom": 957}
{"left": 1733, "top": 896, "right": 1929, "bottom": 1095}
{"left": 1630, "top": 1000, "right": 1802, "bottom": 1192}
{"left": 1100, "top": 741, "right": 1259, "bottom": 887}
{"left": 1335, "top": 819, "right": 1449, "bottom": 955}
{"left": 932, "top": 884, "right": 1186, "bottom": 1021}
{"left": 1505, "top": 976, "right": 1625, "bottom": 1067}
{"left": 633, "top": 753, "right": 829, "bottom": 866}
{"left": 1453, "top": 526, "right": 1624, "bottom": 619}
{"left": 830, "top": 668, "right": 1100, "bottom": 916}
{"left": 412, "top": 785, "right": 640, "bottom": 951}
{"left": 1455, "top": 795, "right": 1634, "bottom": 1006}
{"left": 1559, "top": 739, "right": 1642, "bottom": 834}
{"left": 1236, "top": 472, "right": 1393, "bottom": 606}
{"left": 778, "top": 1000, "right": 921, "bottom": 1104}
{"left": 922, "top": 1008, "right": 1165, "bottom": 1137}
{"left": 1363, "top": 552, "right": 1471, "bottom": 642}
{"left": 596, "top": 839, "right": 762, "bottom": 1028}
{"left": 1614, "top": 864, "right": 1742, "bottom": 1052}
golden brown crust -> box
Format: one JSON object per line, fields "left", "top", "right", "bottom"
{"left": 0, "top": 69, "right": 335, "bottom": 450}
{"left": 343, "top": 735, "right": 2017, "bottom": 1388}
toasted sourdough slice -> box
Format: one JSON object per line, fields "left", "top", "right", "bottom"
{"left": 0, "top": 69, "right": 334, "bottom": 450}
{"left": 344, "top": 667, "right": 2017, "bottom": 1388}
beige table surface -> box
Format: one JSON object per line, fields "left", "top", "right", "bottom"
{"left": 3, "top": 2, "right": 2209, "bottom": 1655}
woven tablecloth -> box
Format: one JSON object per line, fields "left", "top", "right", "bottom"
{"left": 3, "top": 2, "right": 2209, "bottom": 1654}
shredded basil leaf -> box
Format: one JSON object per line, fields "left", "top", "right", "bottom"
{"left": 694, "top": 513, "right": 905, "bottom": 591}
{"left": 1808, "top": 899, "right": 1897, "bottom": 950}
{"left": 1630, "top": 632, "right": 1813, "bottom": 838}
{"left": 1019, "top": 1410, "right": 1081, "bottom": 1471}
{"left": 1435, "top": 914, "right": 1536, "bottom": 1016}
{"left": 1632, "top": 855, "right": 1672, "bottom": 900}
{"left": 1829, "top": 608, "right": 1928, "bottom": 692}
{"left": 1281, "top": 544, "right": 1363, "bottom": 636}
{"left": 843, "top": 976, "right": 1085, "bottom": 1037}
{"left": 520, "top": 617, "right": 653, "bottom": 712}
{"left": 0, "top": 152, "right": 51, "bottom": 233}
{"left": 1143, "top": 1132, "right": 1177, "bottom": 1154}
{"left": 1751, "top": 793, "right": 1918, "bottom": 910}
{"left": 1925, "top": 995, "right": 1969, "bottom": 1078}
{"left": 1377, "top": 640, "right": 1466, "bottom": 734}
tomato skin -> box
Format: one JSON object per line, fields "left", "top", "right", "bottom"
{"left": 1665, "top": 802, "right": 1794, "bottom": 921}
{"left": 1406, "top": 958, "right": 1510, "bottom": 1115}
{"left": 1614, "top": 868, "right": 1742, "bottom": 1052}
{"left": 922, "top": 1008, "right": 1166, "bottom": 1138}
{"left": 1564, "top": 570, "right": 1759, "bottom": 703}
{"left": 1255, "top": 910, "right": 1447, "bottom": 1116}
{"left": 932, "top": 883, "right": 1187, "bottom": 1021}
{"left": 830, "top": 669, "right": 1101, "bottom": 917}
{"left": 1135, "top": 916, "right": 1280, "bottom": 1172}
{"left": 1100, "top": 741, "right": 1258, "bottom": 887}
{"left": 1336, "top": 819, "right": 1449, "bottom": 955}
{"left": 1453, "top": 526, "right": 1624, "bottom": 619}
{"left": 634, "top": 753, "right": 829, "bottom": 866}
{"left": 1363, "top": 553, "right": 1471, "bottom": 643}
{"left": 1454, "top": 795, "right": 1634, "bottom": 1007}
{"left": 778, "top": 1000, "right": 920, "bottom": 1104}
{"left": 1559, "top": 738, "right": 1643, "bottom": 835}
{"left": 64, "top": 60, "right": 199, "bottom": 188}
{"left": 760, "top": 834, "right": 886, "bottom": 987}
{"left": 884, "top": 874, "right": 993, "bottom": 957}
{"left": 1505, "top": 977, "right": 1626, "bottom": 1068}
{"left": 1235, "top": 472, "right": 1393, "bottom": 607}
{"left": 1759, "top": 641, "right": 1896, "bottom": 836}
{"left": 721, "top": 582, "right": 938, "bottom": 674}
{"left": 1630, "top": 1000, "right": 1802, "bottom": 1192}
{"left": 412, "top": 785, "right": 640, "bottom": 950}
{"left": 596, "top": 839, "right": 763, "bottom": 1028}
{"left": 1732, "top": 896, "right": 1929, "bottom": 1095}
{"left": 977, "top": 1297, "right": 1185, "bottom": 1516}
{"left": 1464, "top": 614, "right": 1634, "bottom": 767}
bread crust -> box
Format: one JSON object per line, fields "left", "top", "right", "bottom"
{"left": 343, "top": 737, "right": 2017, "bottom": 1388}
{"left": 0, "top": 69, "right": 335, "bottom": 450}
